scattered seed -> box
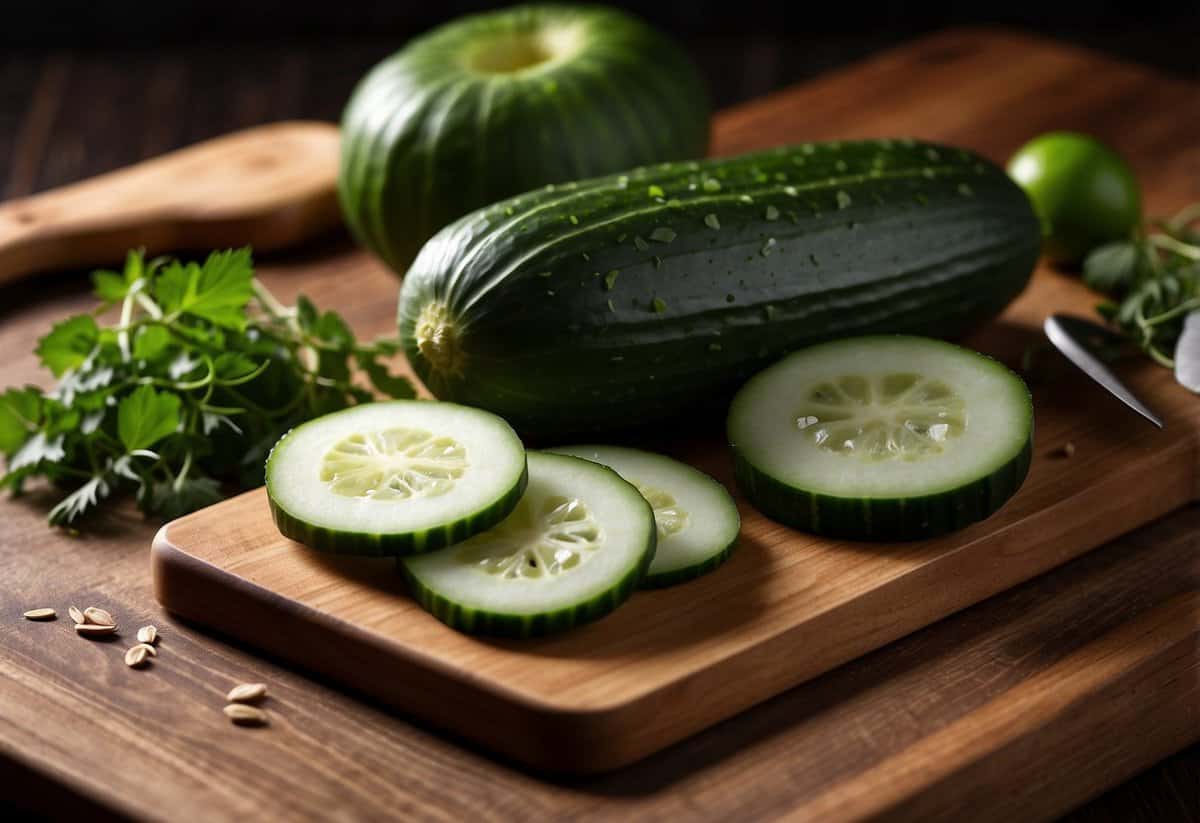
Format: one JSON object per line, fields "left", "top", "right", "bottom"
{"left": 227, "top": 682, "right": 268, "bottom": 703}
{"left": 130, "top": 642, "right": 158, "bottom": 657}
{"left": 649, "top": 227, "right": 676, "bottom": 244}
{"left": 224, "top": 704, "right": 269, "bottom": 727}
{"left": 836, "top": 191, "right": 852, "bottom": 209}
{"left": 23, "top": 608, "right": 56, "bottom": 621}
{"left": 83, "top": 607, "right": 115, "bottom": 627}
{"left": 765, "top": 205, "right": 780, "bottom": 221}
{"left": 647, "top": 184, "right": 664, "bottom": 199}
{"left": 651, "top": 297, "right": 667, "bottom": 314}
{"left": 125, "top": 646, "right": 150, "bottom": 668}
{"left": 137, "top": 625, "right": 158, "bottom": 645}
{"left": 704, "top": 213, "right": 721, "bottom": 230}
{"left": 68, "top": 606, "right": 85, "bottom": 624}
{"left": 604, "top": 270, "right": 619, "bottom": 290}
{"left": 1057, "top": 441, "right": 1076, "bottom": 458}
{"left": 633, "top": 235, "right": 649, "bottom": 251}
{"left": 75, "top": 623, "right": 117, "bottom": 637}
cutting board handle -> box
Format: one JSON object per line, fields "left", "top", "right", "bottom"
{"left": 0, "top": 121, "right": 342, "bottom": 285}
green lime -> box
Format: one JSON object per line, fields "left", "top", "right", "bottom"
{"left": 1007, "top": 132, "right": 1141, "bottom": 265}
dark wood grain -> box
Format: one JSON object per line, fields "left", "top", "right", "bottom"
{"left": 1, "top": 27, "right": 1199, "bottom": 821}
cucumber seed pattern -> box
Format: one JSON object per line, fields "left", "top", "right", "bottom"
{"left": 456, "top": 495, "right": 603, "bottom": 579}
{"left": 633, "top": 482, "right": 689, "bottom": 540}
{"left": 795, "top": 373, "right": 966, "bottom": 460}
{"left": 320, "top": 428, "right": 467, "bottom": 499}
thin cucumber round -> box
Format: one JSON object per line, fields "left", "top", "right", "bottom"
{"left": 728, "top": 336, "right": 1032, "bottom": 540}
{"left": 266, "top": 401, "right": 527, "bottom": 556}
{"left": 400, "top": 452, "right": 655, "bottom": 637}
{"left": 549, "top": 445, "right": 739, "bottom": 587}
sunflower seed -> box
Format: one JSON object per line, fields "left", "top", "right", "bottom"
{"left": 83, "top": 607, "right": 116, "bottom": 627}
{"left": 68, "top": 606, "right": 85, "bottom": 624}
{"left": 124, "top": 646, "right": 150, "bottom": 667}
{"left": 75, "top": 623, "right": 117, "bottom": 637}
{"left": 22, "top": 608, "right": 56, "bottom": 621}
{"left": 226, "top": 683, "right": 267, "bottom": 703}
{"left": 130, "top": 643, "right": 157, "bottom": 657}
{"left": 223, "top": 704, "right": 268, "bottom": 726}
{"left": 136, "top": 625, "right": 158, "bottom": 645}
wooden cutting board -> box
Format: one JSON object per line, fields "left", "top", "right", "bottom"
{"left": 152, "top": 30, "right": 1200, "bottom": 776}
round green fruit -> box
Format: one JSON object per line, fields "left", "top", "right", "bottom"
{"left": 1007, "top": 131, "right": 1141, "bottom": 265}
{"left": 338, "top": 4, "right": 711, "bottom": 274}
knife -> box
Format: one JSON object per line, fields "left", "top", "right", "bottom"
{"left": 1044, "top": 313, "right": 1164, "bottom": 428}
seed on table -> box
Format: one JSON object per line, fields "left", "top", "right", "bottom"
{"left": 226, "top": 683, "right": 268, "bottom": 704}
{"left": 75, "top": 623, "right": 117, "bottom": 637}
{"left": 68, "top": 606, "right": 85, "bottom": 624}
{"left": 137, "top": 625, "right": 158, "bottom": 645}
{"left": 23, "top": 608, "right": 56, "bottom": 621}
{"left": 130, "top": 643, "right": 157, "bottom": 657}
{"left": 83, "top": 607, "right": 116, "bottom": 627}
{"left": 124, "top": 646, "right": 151, "bottom": 668}
{"left": 223, "top": 704, "right": 269, "bottom": 727}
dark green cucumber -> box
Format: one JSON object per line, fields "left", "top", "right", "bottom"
{"left": 398, "top": 139, "right": 1041, "bottom": 436}
{"left": 400, "top": 452, "right": 656, "bottom": 637}
{"left": 339, "top": 4, "right": 710, "bottom": 272}
{"left": 728, "top": 336, "right": 1033, "bottom": 540}
{"left": 266, "top": 401, "right": 527, "bottom": 556}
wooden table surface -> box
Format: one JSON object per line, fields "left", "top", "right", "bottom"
{"left": 2, "top": 28, "right": 1199, "bottom": 822}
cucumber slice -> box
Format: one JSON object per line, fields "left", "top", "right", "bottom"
{"left": 400, "top": 452, "right": 655, "bottom": 637}
{"left": 549, "top": 445, "right": 740, "bottom": 587}
{"left": 728, "top": 336, "right": 1032, "bottom": 540}
{"left": 266, "top": 401, "right": 527, "bottom": 556}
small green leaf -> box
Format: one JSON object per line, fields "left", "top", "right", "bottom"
{"left": 356, "top": 353, "right": 416, "bottom": 399}
{"left": 1083, "top": 242, "right": 1141, "bottom": 297}
{"left": 133, "top": 326, "right": 171, "bottom": 361}
{"left": 650, "top": 227, "right": 676, "bottom": 244}
{"left": 652, "top": 297, "right": 667, "bottom": 314}
{"left": 0, "top": 388, "right": 42, "bottom": 457}
{"left": 118, "top": 385, "right": 181, "bottom": 452}
{"left": 296, "top": 295, "right": 319, "bottom": 330}
{"left": 36, "top": 315, "right": 99, "bottom": 377}
{"left": 154, "top": 248, "right": 254, "bottom": 329}
{"left": 92, "top": 270, "right": 129, "bottom": 302}
{"left": 704, "top": 213, "right": 721, "bottom": 230}
{"left": 647, "top": 185, "right": 665, "bottom": 199}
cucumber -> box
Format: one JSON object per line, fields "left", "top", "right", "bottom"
{"left": 398, "top": 139, "right": 1041, "bottom": 437}
{"left": 401, "top": 452, "right": 655, "bottom": 636}
{"left": 728, "top": 336, "right": 1032, "bottom": 540}
{"left": 549, "top": 445, "right": 739, "bottom": 587}
{"left": 266, "top": 401, "right": 527, "bottom": 556}
{"left": 339, "top": 4, "right": 710, "bottom": 272}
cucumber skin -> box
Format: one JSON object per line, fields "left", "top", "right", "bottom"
{"left": 399, "top": 139, "right": 1041, "bottom": 438}
{"left": 733, "top": 433, "right": 1032, "bottom": 541}
{"left": 268, "top": 462, "right": 528, "bottom": 557}
{"left": 400, "top": 532, "right": 653, "bottom": 637}
{"left": 640, "top": 531, "right": 738, "bottom": 589}
{"left": 339, "top": 4, "right": 710, "bottom": 272}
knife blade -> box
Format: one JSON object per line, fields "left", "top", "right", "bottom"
{"left": 1044, "top": 313, "right": 1164, "bottom": 428}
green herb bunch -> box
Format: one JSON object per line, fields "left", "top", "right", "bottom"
{"left": 0, "top": 248, "right": 413, "bottom": 526}
{"left": 1084, "top": 203, "right": 1200, "bottom": 367}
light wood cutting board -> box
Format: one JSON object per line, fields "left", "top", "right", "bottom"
{"left": 152, "top": 30, "right": 1200, "bottom": 776}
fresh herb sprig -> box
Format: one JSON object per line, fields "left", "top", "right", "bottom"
{"left": 0, "top": 248, "right": 413, "bottom": 526}
{"left": 1084, "top": 202, "right": 1200, "bottom": 367}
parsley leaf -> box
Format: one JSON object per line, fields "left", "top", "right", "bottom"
{"left": 155, "top": 248, "right": 254, "bottom": 329}
{"left": 36, "top": 315, "right": 99, "bottom": 377}
{"left": 118, "top": 385, "right": 182, "bottom": 451}
{"left": 2, "top": 248, "right": 415, "bottom": 528}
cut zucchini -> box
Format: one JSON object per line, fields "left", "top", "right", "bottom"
{"left": 266, "top": 401, "right": 527, "bottom": 556}
{"left": 400, "top": 452, "right": 655, "bottom": 636}
{"left": 549, "top": 445, "right": 739, "bottom": 587}
{"left": 728, "top": 336, "right": 1032, "bottom": 540}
